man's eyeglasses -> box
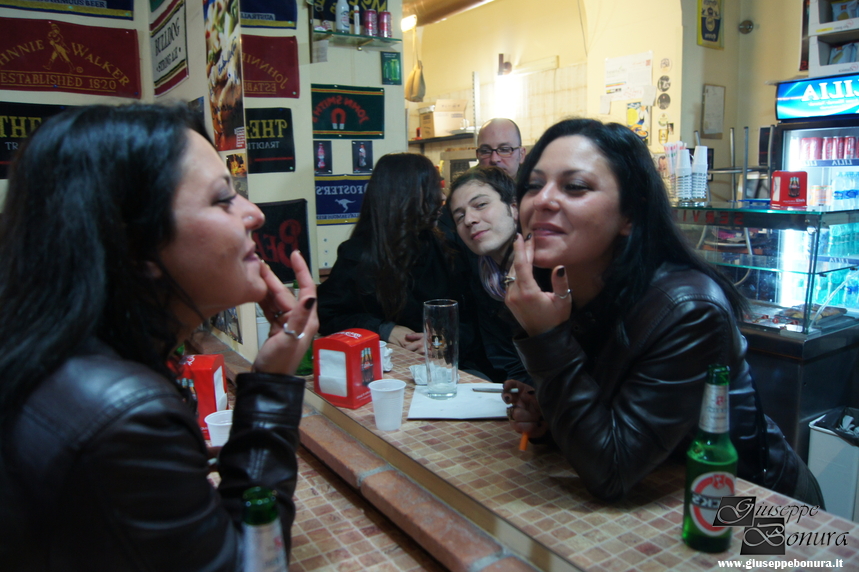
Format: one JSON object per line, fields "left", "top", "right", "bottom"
{"left": 476, "top": 146, "right": 520, "bottom": 158}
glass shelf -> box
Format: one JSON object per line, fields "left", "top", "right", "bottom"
{"left": 312, "top": 30, "right": 401, "bottom": 50}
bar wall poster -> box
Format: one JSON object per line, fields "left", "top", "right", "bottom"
{"left": 204, "top": 0, "right": 245, "bottom": 151}
{"left": 253, "top": 199, "right": 311, "bottom": 283}
{"left": 315, "top": 174, "right": 370, "bottom": 224}
{"left": 0, "top": 0, "right": 132, "bottom": 19}
{"left": 697, "top": 0, "right": 723, "bottom": 50}
{"left": 242, "top": 35, "right": 299, "bottom": 98}
{"left": 150, "top": 0, "right": 189, "bottom": 96}
{"left": 0, "top": 101, "right": 71, "bottom": 179}
{"left": 0, "top": 18, "right": 141, "bottom": 98}
{"left": 311, "top": 84, "right": 385, "bottom": 139}
{"left": 381, "top": 51, "right": 401, "bottom": 86}
{"left": 240, "top": 0, "right": 297, "bottom": 28}
{"left": 246, "top": 107, "right": 296, "bottom": 174}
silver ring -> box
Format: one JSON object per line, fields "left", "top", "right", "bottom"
{"left": 556, "top": 289, "right": 571, "bottom": 300}
{"left": 283, "top": 326, "right": 305, "bottom": 339}
{"left": 272, "top": 310, "right": 285, "bottom": 319}
{"left": 503, "top": 275, "right": 516, "bottom": 286}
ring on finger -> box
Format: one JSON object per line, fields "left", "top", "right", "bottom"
{"left": 556, "top": 289, "right": 571, "bottom": 300}
{"left": 272, "top": 310, "right": 285, "bottom": 319}
{"left": 503, "top": 275, "right": 516, "bottom": 286}
{"left": 283, "top": 326, "right": 306, "bottom": 339}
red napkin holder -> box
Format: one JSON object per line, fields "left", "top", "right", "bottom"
{"left": 313, "top": 329, "right": 381, "bottom": 409}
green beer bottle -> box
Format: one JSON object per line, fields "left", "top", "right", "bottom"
{"left": 682, "top": 364, "right": 738, "bottom": 553}
{"left": 242, "top": 486, "right": 288, "bottom": 572}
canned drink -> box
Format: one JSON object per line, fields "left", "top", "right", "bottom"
{"left": 823, "top": 136, "right": 838, "bottom": 160}
{"left": 800, "top": 137, "right": 822, "bottom": 162}
{"left": 835, "top": 136, "right": 846, "bottom": 159}
{"left": 379, "top": 11, "right": 392, "bottom": 38}
{"left": 363, "top": 9, "right": 377, "bottom": 36}
{"left": 843, "top": 136, "right": 856, "bottom": 159}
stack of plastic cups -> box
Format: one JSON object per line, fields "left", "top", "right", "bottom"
{"left": 692, "top": 146, "right": 709, "bottom": 205}
{"left": 676, "top": 148, "right": 693, "bottom": 206}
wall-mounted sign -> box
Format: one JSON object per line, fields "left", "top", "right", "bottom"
{"left": 242, "top": 35, "right": 299, "bottom": 98}
{"left": 253, "top": 199, "right": 311, "bottom": 283}
{"left": 246, "top": 107, "right": 296, "bottom": 174}
{"left": 0, "top": 0, "right": 132, "bottom": 19}
{"left": 240, "top": 0, "right": 296, "bottom": 28}
{"left": 203, "top": 0, "right": 245, "bottom": 150}
{"left": 150, "top": 0, "right": 188, "bottom": 96}
{"left": 776, "top": 73, "right": 859, "bottom": 121}
{"left": 311, "top": 84, "right": 385, "bottom": 139}
{"left": 0, "top": 18, "right": 141, "bottom": 98}
{"left": 315, "top": 174, "right": 369, "bottom": 224}
{"left": 697, "top": 0, "right": 723, "bottom": 50}
{"left": 0, "top": 101, "right": 71, "bottom": 179}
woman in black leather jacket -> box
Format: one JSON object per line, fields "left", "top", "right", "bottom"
{"left": 501, "top": 118, "right": 823, "bottom": 506}
{"left": 0, "top": 104, "right": 318, "bottom": 570}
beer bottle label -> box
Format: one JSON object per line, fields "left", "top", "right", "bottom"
{"left": 699, "top": 383, "right": 729, "bottom": 434}
{"left": 243, "top": 520, "right": 288, "bottom": 572}
{"left": 687, "top": 471, "right": 735, "bottom": 536}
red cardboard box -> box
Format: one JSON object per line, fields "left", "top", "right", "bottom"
{"left": 313, "top": 329, "right": 381, "bottom": 409}
{"left": 771, "top": 171, "right": 807, "bottom": 208}
{"left": 177, "top": 353, "right": 228, "bottom": 439}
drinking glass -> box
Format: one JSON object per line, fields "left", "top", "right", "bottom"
{"left": 423, "top": 299, "right": 459, "bottom": 399}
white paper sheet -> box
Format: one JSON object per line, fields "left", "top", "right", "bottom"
{"left": 407, "top": 383, "right": 508, "bottom": 420}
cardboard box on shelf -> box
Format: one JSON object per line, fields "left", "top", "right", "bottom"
{"left": 419, "top": 99, "right": 468, "bottom": 139}
{"left": 809, "top": 0, "right": 859, "bottom": 36}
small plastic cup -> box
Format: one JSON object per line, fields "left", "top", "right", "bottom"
{"left": 368, "top": 379, "right": 406, "bottom": 431}
{"left": 205, "top": 409, "right": 233, "bottom": 446}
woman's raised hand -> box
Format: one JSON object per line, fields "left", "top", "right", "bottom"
{"left": 504, "top": 233, "right": 572, "bottom": 337}
{"left": 253, "top": 250, "right": 319, "bottom": 376}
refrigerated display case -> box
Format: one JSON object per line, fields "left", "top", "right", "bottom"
{"left": 674, "top": 203, "right": 859, "bottom": 462}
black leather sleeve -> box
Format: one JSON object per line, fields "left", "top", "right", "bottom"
{"left": 515, "top": 297, "right": 737, "bottom": 501}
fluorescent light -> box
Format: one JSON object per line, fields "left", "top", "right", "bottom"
{"left": 402, "top": 15, "right": 417, "bottom": 32}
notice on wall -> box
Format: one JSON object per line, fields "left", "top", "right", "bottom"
{"left": 242, "top": 35, "right": 299, "bottom": 98}
{"left": 315, "top": 174, "right": 370, "bottom": 225}
{"left": 150, "top": 0, "right": 189, "bottom": 96}
{"left": 240, "top": 0, "right": 297, "bottom": 28}
{"left": 0, "top": 0, "right": 132, "bottom": 19}
{"left": 0, "top": 17, "right": 141, "bottom": 98}
{"left": 246, "top": 107, "right": 296, "bottom": 174}
{"left": 311, "top": 84, "right": 385, "bottom": 139}
{"left": 204, "top": 0, "right": 245, "bottom": 151}
{"left": 0, "top": 101, "right": 71, "bottom": 179}
{"left": 253, "top": 199, "right": 311, "bottom": 284}
{"left": 604, "top": 51, "right": 652, "bottom": 102}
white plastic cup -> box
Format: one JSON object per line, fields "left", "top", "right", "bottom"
{"left": 368, "top": 379, "right": 406, "bottom": 431}
{"left": 205, "top": 409, "right": 233, "bottom": 446}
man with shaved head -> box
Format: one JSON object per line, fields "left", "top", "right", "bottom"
{"left": 476, "top": 118, "right": 526, "bottom": 179}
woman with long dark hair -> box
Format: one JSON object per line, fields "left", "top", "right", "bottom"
{"left": 501, "top": 118, "right": 822, "bottom": 505}
{"left": 0, "top": 103, "right": 317, "bottom": 570}
{"left": 317, "top": 153, "right": 489, "bottom": 374}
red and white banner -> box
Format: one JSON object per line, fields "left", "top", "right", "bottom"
{"left": 0, "top": 17, "right": 141, "bottom": 99}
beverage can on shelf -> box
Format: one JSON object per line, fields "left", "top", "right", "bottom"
{"left": 800, "top": 137, "right": 822, "bottom": 162}
{"left": 379, "top": 11, "right": 392, "bottom": 37}
{"left": 835, "top": 136, "right": 847, "bottom": 159}
{"left": 363, "top": 9, "right": 377, "bottom": 36}
{"left": 823, "top": 136, "right": 838, "bottom": 160}
{"left": 843, "top": 136, "right": 856, "bottom": 160}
